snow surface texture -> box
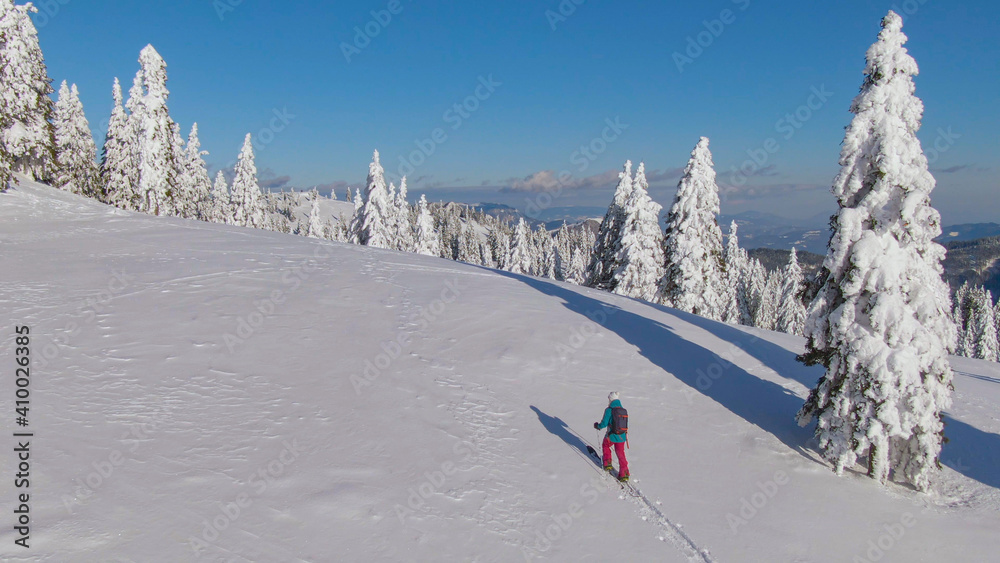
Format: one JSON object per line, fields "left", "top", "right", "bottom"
{"left": 1, "top": 180, "right": 999, "bottom": 562}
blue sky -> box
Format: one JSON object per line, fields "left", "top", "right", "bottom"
{"left": 35, "top": 0, "right": 999, "bottom": 224}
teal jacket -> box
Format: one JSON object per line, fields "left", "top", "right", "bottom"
{"left": 597, "top": 399, "right": 627, "bottom": 443}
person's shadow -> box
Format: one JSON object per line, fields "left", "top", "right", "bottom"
{"left": 530, "top": 405, "right": 601, "bottom": 466}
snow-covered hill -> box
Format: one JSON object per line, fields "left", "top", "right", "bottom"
{"left": 2, "top": 179, "right": 999, "bottom": 562}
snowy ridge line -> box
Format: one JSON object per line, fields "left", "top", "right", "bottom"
{"left": 569, "top": 428, "right": 716, "bottom": 563}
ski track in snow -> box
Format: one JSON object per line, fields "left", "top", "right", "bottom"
{"left": 575, "top": 432, "right": 716, "bottom": 563}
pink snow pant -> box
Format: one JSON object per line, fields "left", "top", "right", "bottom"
{"left": 602, "top": 437, "right": 629, "bottom": 477}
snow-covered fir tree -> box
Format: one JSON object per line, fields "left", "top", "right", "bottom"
{"left": 725, "top": 221, "right": 752, "bottom": 325}
{"left": 131, "top": 45, "right": 178, "bottom": 216}
{"left": 457, "top": 225, "right": 480, "bottom": 265}
{"left": 585, "top": 160, "right": 633, "bottom": 291}
{"left": 181, "top": 124, "right": 213, "bottom": 220}
{"left": 347, "top": 188, "right": 363, "bottom": 244}
{"left": 208, "top": 170, "right": 231, "bottom": 224}
{"left": 570, "top": 228, "right": 595, "bottom": 285}
{"left": 796, "top": 12, "right": 956, "bottom": 492}
{"left": 756, "top": 270, "right": 782, "bottom": 331}
{"left": 745, "top": 259, "right": 770, "bottom": 328}
{"left": 489, "top": 224, "right": 511, "bottom": 271}
{"left": 775, "top": 248, "right": 807, "bottom": 336}
{"left": 305, "top": 197, "right": 325, "bottom": 239}
{"left": 532, "top": 224, "right": 555, "bottom": 278}
{"left": 52, "top": 81, "right": 99, "bottom": 196}
{"left": 566, "top": 244, "right": 588, "bottom": 285}
{"left": 0, "top": 0, "right": 54, "bottom": 181}
{"left": 394, "top": 177, "right": 416, "bottom": 252}
{"left": 553, "top": 223, "right": 573, "bottom": 282}
{"left": 100, "top": 78, "right": 137, "bottom": 208}
{"left": 961, "top": 287, "right": 998, "bottom": 362}
{"left": 479, "top": 240, "right": 496, "bottom": 269}
{"left": 611, "top": 162, "right": 664, "bottom": 301}
{"left": 952, "top": 281, "right": 971, "bottom": 353}
{"left": 230, "top": 133, "right": 267, "bottom": 229}
{"left": 356, "top": 150, "right": 396, "bottom": 249}
{"left": 658, "top": 138, "right": 727, "bottom": 319}
{"left": 508, "top": 218, "right": 534, "bottom": 275}
{"left": 414, "top": 194, "right": 440, "bottom": 256}
{"left": 995, "top": 298, "right": 1000, "bottom": 359}
{"left": 168, "top": 120, "right": 191, "bottom": 217}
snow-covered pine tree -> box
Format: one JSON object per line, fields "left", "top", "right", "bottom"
{"left": 658, "top": 138, "right": 726, "bottom": 319}
{"left": 230, "top": 133, "right": 267, "bottom": 228}
{"left": 744, "top": 258, "right": 769, "bottom": 327}
{"left": 725, "top": 221, "right": 752, "bottom": 325}
{"left": 951, "top": 281, "right": 975, "bottom": 356}
{"left": 356, "top": 150, "right": 395, "bottom": 249}
{"left": 612, "top": 162, "right": 664, "bottom": 301}
{"left": 100, "top": 78, "right": 137, "bottom": 208}
{"left": 181, "top": 123, "right": 213, "bottom": 220}
{"left": 305, "top": 197, "right": 325, "bottom": 238}
{"left": 796, "top": 12, "right": 957, "bottom": 492}
{"left": 508, "top": 218, "right": 534, "bottom": 275}
{"left": 438, "top": 207, "right": 461, "bottom": 260}
{"left": 52, "top": 81, "right": 99, "bottom": 197}
{"left": 131, "top": 45, "right": 179, "bottom": 216}
{"left": 414, "top": 194, "right": 440, "bottom": 256}
{"left": 533, "top": 224, "right": 556, "bottom": 278}
{"left": 995, "top": 297, "right": 1000, "bottom": 359}
{"left": 0, "top": 3, "right": 10, "bottom": 189}
{"left": 775, "top": 248, "right": 807, "bottom": 336}
{"left": 347, "top": 188, "right": 363, "bottom": 244}
{"left": 553, "top": 223, "right": 572, "bottom": 281}
{"left": 976, "top": 288, "right": 999, "bottom": 362}
{"left": 0, "top": 0, "right": 54, "bottom": 181}
{"left": 169, "top": 120, "right": 193, "bottom": 217}
{"left": 752, "top": 269, "right": 780, "bottom": 331}
{"left": 457, "top": 225, "right": 480, "bottom": 265}
{"left": 568, "top": 246, "right": 588, "bottom": 285}
{"left": 489, "top": 224, "right": 511, "bottom": 271}
{"left": 585, "top": 160, "right": 633, "bottom": 291}
{"left": 963, "top": 287, "right": 998, "bottom": 362}
{"left": 208, "top": 170, "right": 231, "bottom": 224}
{"left": 475, "top": 241, "right": 492, "bottom": 268}
{"left": 394, "top": 176, "right": 416, "bottom": 252}
{"left": 571, "top": 228, "right": 595, "bottom": 285}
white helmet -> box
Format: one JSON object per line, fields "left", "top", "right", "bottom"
{"left": 608, "top": 391, "right": 619, "bottom": 403}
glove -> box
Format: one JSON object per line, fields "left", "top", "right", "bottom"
{"left": 594, "top": 422, "right": 600, "bottom": 429}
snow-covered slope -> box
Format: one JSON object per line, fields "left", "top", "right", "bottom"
{"left": 1, "top": 179, "right": 999, "bottom": 562}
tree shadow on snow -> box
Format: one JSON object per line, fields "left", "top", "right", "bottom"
{"left": 494, "top": 269, "right": 1000, "bottom": 490}
{"left": 654, "top": 306, "right": 822, "bottom": 389}
{"left": 489, "top": 269, "right": 815, "bottom": 460}
{"left": 941, "top": 414, "right": 1000, "bottom": 489}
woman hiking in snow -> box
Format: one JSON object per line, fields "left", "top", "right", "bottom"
{"left": 595, "top": 392, "right": 629, "bottom": 482}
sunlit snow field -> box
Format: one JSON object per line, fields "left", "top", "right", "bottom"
{"left": 1, "top": 179, "right": 998, "bottom": 562}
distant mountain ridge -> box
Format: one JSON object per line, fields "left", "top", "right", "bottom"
{"left": 936, "top": 223, "right": 1000, "bottom": 243}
